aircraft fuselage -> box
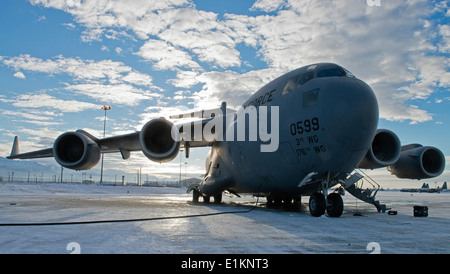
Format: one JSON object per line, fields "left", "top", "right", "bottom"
{"left": 200, "top": 63, "right": 379, "bottom": 199}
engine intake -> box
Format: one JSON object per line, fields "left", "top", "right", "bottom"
{"left": 53, "top": 132, "right": 100, "bottom": 170}
{"left": 357, "top": 129, "right": 401, "bottom": 169}
{"left": 139, "top": 118, "right": 180, "bottom": 163}
{"left": 387, "top": 145, "right": 446, "bottom": 179}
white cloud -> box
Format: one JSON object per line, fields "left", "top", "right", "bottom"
{"left": 137, "top": 105, "right": 191, "bottom": 131}
{"left": 250, "top": 0, "right": 286, "bottom": 12}
{"left": 168, "top": 70, "right": 200, "bottom": 88}
{"left": 30, "top": 1, "right": 242, "bottom": 69}
{"left": 155, "top": 9, "right": 242, "bottom": 68}
{"left": 222, "top": 0, "right": 447, "bottom": 123}
{"left": 13, "top": 71, "right": 26, "bottom": 79}
{"left": 1, "top": 54, "right": 161, "bottom": 106}
{"left": 122, "top": 71, "right": 155, "bottom": 87}
{"left": 192, "top": 44, "right": 240, "bottom": 68}
{"left": 26, "top": 0, "right": 450, "bottom": 124}
{"left": 17, "top": 127, "right": 63, "bottom": 148}
{"left": 3, "top": 54, "right": 61, "bottom": 74}
{"left": 136, "top": 39, "right": 200, "bottom": 70}
{"left": 399, "top": 55, "right": 450, "bottom": 99}
{"left": 66, "top": 83, "right": 161, "bottom": 106}
{"left": 193, "top": 68, "right": 281, "bottom": 109}
{"left": 434, "top": 1, "right": 450, "bottom": 17}
{"left": 13, "top": 93, "right": 98, "bottom": 112}
{"left": 2, "top": 109, "right": 60, "bottom": 122}
{"left": 81, "top": 28, "right": 104, "bottom": 42}
{"left": 62, "top": 22, "right": 76, "bottom": 30}
{"left": 438, "top": 24, "right": 450, "bottom": 53}
{"left": 29, "top": 0, "right": 192, "bottom": 40}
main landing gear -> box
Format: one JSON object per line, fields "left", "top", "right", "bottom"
{"left": 309, "top": 192, "right": 343, "bottom": 217}
{"left": 192, "top": 189, "right": 223, "bottom": 204}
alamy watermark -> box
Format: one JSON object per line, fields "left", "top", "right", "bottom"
{"left": 367, "top": 242, "right": 381, "bottom": 254}
{"left": 67, "top": 242, "right": 81, "bottom": 254}
{"left": 172, "top": 105, "right": 280, "bottom": 153}
{"left": 66, "top": 241, "right": 380, "bottom": 254}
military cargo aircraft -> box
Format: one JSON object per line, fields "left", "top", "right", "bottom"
{"left": 7, "top": 63, "right": 446, "bottom": 217}
{"left": 401, "top": 182, "right": 448, "bottom": 193}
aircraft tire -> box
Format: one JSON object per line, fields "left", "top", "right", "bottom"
{"left": 213, "top": 193, "right": 222, "bottom": 204}
{"left": 326, "top": 193, "right": 344, "bottom": 218}
{"left": 309, "top": 192, "right": 326, "bottom": 217}
{"left": 192, "top": 189, "right": 200, "bottom": 203}
{"left": 266, "top": 196, "right": 274, "bottom": 208}
{"left": 203, "top": 195, "right": 210, "bottom": 203}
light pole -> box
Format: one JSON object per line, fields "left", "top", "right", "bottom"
{"left": 179, "top": 149, "right": 183, "bottom": 187}
{"left": 100, "top": 105, "right": 111, "bottom": 185}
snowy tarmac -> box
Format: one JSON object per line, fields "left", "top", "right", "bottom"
{"left": 0, "top": 182, "right": 449, "bottom": 254}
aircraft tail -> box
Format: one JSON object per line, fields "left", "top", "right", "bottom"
{"left": 442, "top": 182, "right": 447, "bottom": 190}
{"left": 10, "top": 136, "right": 19, "bottom": 157}
{"left": 421, "top": 183, "right": 429, "bottom": 189}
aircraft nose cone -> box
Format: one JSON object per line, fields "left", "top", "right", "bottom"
{"left": 323, "top": 79, "right": 379, "bottom": 151}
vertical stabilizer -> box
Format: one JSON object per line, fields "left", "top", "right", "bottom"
{"left": 10, "top": 136, "right": 19, "bottom": 157}
{"left": 443, "top": 182, "right": 447, "bottom": 190}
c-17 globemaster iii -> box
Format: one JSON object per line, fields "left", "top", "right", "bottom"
{"left": 7, "top": 63, "right": 446, "bottom": 217}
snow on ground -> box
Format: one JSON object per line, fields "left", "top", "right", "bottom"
{"left": 0, "top": 182, "right": 449, "bottom": 254}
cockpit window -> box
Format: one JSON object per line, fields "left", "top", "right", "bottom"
{"left": 293, "top": 64, "right": 356, "bottom": 91}
{"left": 316, "top": 67, "right": 344, "bottom": 78}
{"left": 298, "top": 71, "right": 314, "bottom": 85}
{"left": 340, "top": 66, "right": 355, "bottom": 78}
{"left": 282, "top": 75, "right": 300, "bottom": 95}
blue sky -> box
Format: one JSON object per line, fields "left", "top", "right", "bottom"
{"left": 0, "top": 0, "right": 449, "bottom": 187}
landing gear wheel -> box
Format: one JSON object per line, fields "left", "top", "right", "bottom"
{"left": 309, "top": 192, "right": 326, "bottom": 217}
{"left": 266, "top": 196, "right": 274, "bottom": 207}
{"left": 213, "top": 193, "right": 222, "bottom": 204}
{"left": 203, "top": 195, "right": 210, "bottom": 203}
{"left": 326, "top": 193, "right": 343, "bottom": 218}
{"left": 192, "top": 189, "right": 200, "bottom": 203}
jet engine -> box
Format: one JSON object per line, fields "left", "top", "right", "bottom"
{"left": 357, "top": 129, "right": 401, "bottom": 169}
{"left": 53, "top": 131, "right": 100, "bottom": 170}
{"left": 139, "top": 118, "right": 180, "bottom": 163}
{"left": 387, "top": 144, "right": 445, "bottom": 179}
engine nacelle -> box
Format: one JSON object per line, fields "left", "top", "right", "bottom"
{"left": 357, "top": 129, "right": 401, "bottom": 169}
{"left": 387, "top": 144, "right": 446, "bottom": 179}
{"left": 53, "top": 132, "right": 100, "bottom": 170}
{"left": 139, "top": 118, "right": 180, "bottom": 163}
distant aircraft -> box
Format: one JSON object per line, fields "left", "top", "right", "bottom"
{"left": 7, "top": 63, "right": 446, "bottom": 217}
{"left": 401, "top": 182, "right": 448, "bottom": 193}
{"left": 438, "top": 182, "right": 448, "bottom": 193}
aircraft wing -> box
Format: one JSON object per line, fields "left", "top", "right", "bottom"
{"left": 97, "top": 132, "right": 141, "bottom": 157}
{"left": 7, "top": 147, "right": 54, "bottom": 159}
{"left": 6, "top": 103, "right": 229, "bottom": 170}
{"left": 7, "top": 131, "right": 141, "bottom": 159}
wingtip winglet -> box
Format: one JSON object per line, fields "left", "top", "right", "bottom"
{"left": 8, "top": 136, "right": 19, "bottom": 159}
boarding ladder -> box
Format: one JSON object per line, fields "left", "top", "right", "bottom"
{"left": 341, "top": 169, "right": 387, "bottom": 213}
